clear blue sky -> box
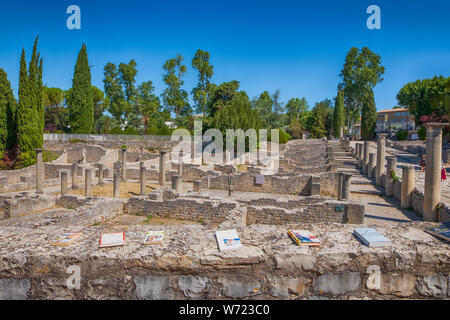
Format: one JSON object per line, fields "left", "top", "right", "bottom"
{"left": 1, "top": 0, "right": 450, "bottom": 111}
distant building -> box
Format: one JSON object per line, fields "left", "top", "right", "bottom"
{"left": 376, "top": 108, "right": 415, "bottom": 132}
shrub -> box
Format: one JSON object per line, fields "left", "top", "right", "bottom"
{"left": 68, "top": 138, "right": 87, "bottom": 144}
{"left": 397, "top": 129, "right": 408, "bottom": 141}
{"left": 418, "top": 126, "right": 426, "bottom": 140}
{"left": 124, "top": 126, "right": 139, "bottom": 135}
{"left": 278, "top": 129, "right": 291, "bottom": 144}
{"left": 109, "top": 126, "right": 123, "bottom": 134}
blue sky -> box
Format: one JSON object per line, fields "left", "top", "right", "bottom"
{"left": 1, "top": 0, "right": 450, "bottom": 111}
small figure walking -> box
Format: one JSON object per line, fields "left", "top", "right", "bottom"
{"left": 419, "top": 155, "right": 426, "bottom": 172}
{"left": 441, "top": 161, "right": 447, "bottom": 182}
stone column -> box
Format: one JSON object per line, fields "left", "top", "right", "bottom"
{"left": 401, "top": 166, "right": 415, "bottom": 209}
{"left": 172, "top": 175, "right": 182, "bottom": 193}
{"left": 357, "top": 143, "right": 364, "bottom": 169}
{"left": 368, "top": 153, "right": 376, "bottom": 178}
{"left": 61, "top": 171, "right": 68, "bottom": 195}
{"left": 376, "top": 134, "right": 387, "bottom": 187}
{"left": 159, "top": 151, "right": 167, "bottom": 186}
{"left": 71, "top": 163, "right": 78, "bottom": 189}
{"left": 340, "top": 126, "right": 344, "bottom": 140}
{"left": 363, "top": 141, "right": 370, "bottom": 175}
{"left": 423, "top": 123, "right": 448, "bottom": 221}
{"left": 139, "top": 164, "right": 146, "bottom": 196}
{"left": 113, "top": 171, "right": 120, "bottom": 198}
{"left": 337, "top": 173, "right": 343, "bottom": 200}
{"left": 121, "top": 149, "right": 127, "bottom": 182}
{"left": 85, "top": 168, "right": 92, "bottom": 197}
{"left": 193, "top": 180, "right": 201, "bottom": 192}
{"left": 35, "top": 149, "right": 43, "bottom": 194}
{"left": 178, "top": 151, "right": 183, "bottom": 175}
{"left": 341, "top": 173, "right": 352, "bottom": 200}
{"left": 98, "top": 163, "right": 104, "bottom": 186}
{"left": 385, "top": 156, "right": 397, "bottom": 196}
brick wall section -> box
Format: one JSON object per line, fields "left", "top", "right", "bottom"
{"left": 0, "top": 194, "right": 57, "bottom": 219}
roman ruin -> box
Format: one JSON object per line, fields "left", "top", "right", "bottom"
{"left": 0, "top": 134, "right": 448, "bottom": 301}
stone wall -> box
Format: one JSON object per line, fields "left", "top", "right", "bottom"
{"left": 0, "top": 194, "right": 56, "bottom": 219}
{"left": 44, "top": 140, "right": 177, "bottom": 153}
{"left": 0, "top": 222, "right": 448, "bottom": 300}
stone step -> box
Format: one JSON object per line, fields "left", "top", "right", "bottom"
{"left": 350, "top": 189, "right": 383, "bottom": 196}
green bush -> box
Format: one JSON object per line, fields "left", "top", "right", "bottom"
{"left": 418, "top": 126, "right": 426, "bottom": 140}
{"left": 124, "top": 126, "right": 139, "bottom": 135}
{"left": 397, "top": 129, "right": 408, "bottom": 141}
{"left": 15, "top": 150, "right": 60, "bottom": 169}
{"left": 278, "top": 129, "right": 291, "bottom": 144}
{"left": 68, "top": 138, "right": 87, "bottom": 144}
{"left": 109, "top": 126, "right": 123, "bottom": 134}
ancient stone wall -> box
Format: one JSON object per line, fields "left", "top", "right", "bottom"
{"left": 0, "top": 222, "right": 448, "bottom": 300}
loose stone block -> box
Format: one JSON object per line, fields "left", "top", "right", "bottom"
{"left": 133, "top": 276, "right": 174, "bottom": 300}
{"left": 171, "top": 174, "right": 182, "bottom": 193}
{"left": 193, "top": 180, "right": 201, "bottom": 192}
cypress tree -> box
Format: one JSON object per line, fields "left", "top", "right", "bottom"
{"left": 17, "top": 48, "right": 41, "bottom": 156}
{"left": 67, "top": 44, "right": 94, "bottom": 133}
{"left": 361, "top": 89, "right": 377, "bottom": 140}
{"left": 333, "top": 90, "right": 345, "bottom": 138}
{"left": 0, "top": 69, "right": 17, "bottom": 152}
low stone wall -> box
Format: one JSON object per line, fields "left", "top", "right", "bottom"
{"left": 0, "top": 222, "right": 448, "bottom": 300}
{"left": 44, "top": 140, "right": 177, "bottom": 153}
{"left": 438, "top": 203, "right": 450, "bottom": 222}
{"left": 0, "top": 194, "right": 56, "bottom": 219}
{"left": 125, "top": 197, "right": 241, "bottom": 224}
{"left": 246, "top": 201, "right": 364, "bottom": 225}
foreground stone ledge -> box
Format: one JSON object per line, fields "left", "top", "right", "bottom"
{"left": 0, "top": 222, "right": 448, "bottom": 300}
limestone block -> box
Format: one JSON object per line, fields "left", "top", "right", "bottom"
{"left": 218, "top": 277, "right": 261, "bottom": 299}
{"left": 267, "top": 276, "right": 310, "bottom": 298}
{"left": 313, "top": 271, "right": 361, "bottom": 295}
{"left": 178, "top": 276, "right": 210, "bottom": 299}
{"left": 417, "top": 274, "right": 448, "bottom": 297}
{"left": 0, "top": 278, "right": 30, "bottom": 300}
{"left": 133, "top": 276, "right": 174, "bottom": 300}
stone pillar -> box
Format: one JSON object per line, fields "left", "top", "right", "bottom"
{"left": 357, "top": 143, "right": 364, "bottom": 169}
{"left": 401, "top": 166, "right": 415, "bottom": 209}
{"left": 172, "top": 175, "right": 182, "bottom": 193}
{"left": 423, "top": 123, "right": 448, "bottom": 221}
{"left": 376, "top": 134, "right": 386, "bottom": 187}
{"left": 139, "top": 164, "right": 146, "bottom": 196}
{"left": 228, "top": 185, "right": 234, "bottom": 197}
{"left": 363, "top": 141, "right": 370, "bottom": 175}
{"left": 311, "top": 176, "right": 321, "bottom": 196}
{"left": 35, "top": 149, "right": 43, "bottom": 194}
{"left": 159, "top": 151, "right": 167, "bottom": 186}
{"left": 337, "top": 173, "right": 343, "bottom": 200}
{"left": 178, "top": 151, "right": 183, "bottom": 175}
{"left": 368, "top": 153, "right": 376, "bottom": 178}
{"left": 193, "top": 180, "right": 201, "bottom": 192}
{"left": 121, "top": 149, "right": 127, "bottom": 182}
{"left": 341, "top": 173, "right": 352, "bottom": 200}
{"left": 71, "top": 163, "right": 78, "bottom": 189}
{"left": 113, "top": 171, "right": 120, "bottom": 198}
{"left": 61, "top": 171, "right": 68, "bottom": 195}
{"left": 85, "top": 168, "right": 92, "bottom": 197}
{"left": 98, "top": 163, "right": 104, "bottom": 186}
{"left": 340, "top": 126, "right": 344, "bottom": 140}
{"left": 385, "top": 156, "right": 397, "bottom": 196}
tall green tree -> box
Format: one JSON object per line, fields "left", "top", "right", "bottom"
{"left": 252, "top": 91, "right": 273, "bottom": 128}
{"left": 338, "top": 47, "right": 384, "bottom": 132}
{"left": 309, "top": 99, "right": 333, "bottom": 138}
{"left": 67, "top": 44, "right": 94, "bottom": 133}
{"left": 92, "top": 86, "right": 110, "bottom": 133}
{"left": 361, "top": 89, "right": 377, "bottom": 140}
{"left": 43, "top": 87, "right": 66, "bottom": 132}
{"left": 397, "top": 76, "right": 450, "bottom": 124}
{"left": 192, "top": 49, "right": 214, "bottom": 116}
{"left": 271, "top": 89, "right": 284, "bottom": 128}
{"left": 135, "top": 81, "right": 161, "bottom": 134}
{"left": 103, "top": 62, "right": 126, "bottom": 124}
{"left": 162, "top": 54, "right": 190, "bottom": 123}
{"left": 333, "top": 90, "right": 345, "bottom": 138}
{"left": 17, "top": 48, "right": 41, "bottom": 156}
{"left": 285, "top": 97, "right": 308, "bottom": 123}
{"left": 206, "top": 80, "right": 240, "bottom": 117}
{"left": 0, "top": 69, "right": 17, "bottom": 152}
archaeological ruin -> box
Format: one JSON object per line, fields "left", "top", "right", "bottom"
{"left": 0, "top": 130, "right": 449, "bottom": 300}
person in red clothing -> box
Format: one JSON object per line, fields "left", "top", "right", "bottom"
{"left": 419, "top": 155, "right": 426, "bottom": 172}
{"left": 442, "top": 161, "right": 447, "bottom": 182}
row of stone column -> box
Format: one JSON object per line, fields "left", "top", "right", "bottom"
{"left": 350, "top": 123, "right": 448, "bottom": 221}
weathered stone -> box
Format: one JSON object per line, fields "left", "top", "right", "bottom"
{"left": 178, "top": 275, "right": 210, "bottom": 299}
{"left": 219, "top": 277, "right": 261, "bottom": 299}
{"left": 313, "top": 271, "right": 361, "bottom": 295}
{"left": 379, "top": 273, "right": 416, "bottom": 297}
{"left": 0, "top": 278, "right": 30, "bottom": 300}
{"left": 133, "top": 276, "right": 174, "bottom": 300}
{"left": 267, "top": 276, "right": 309, "bottom": 298}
